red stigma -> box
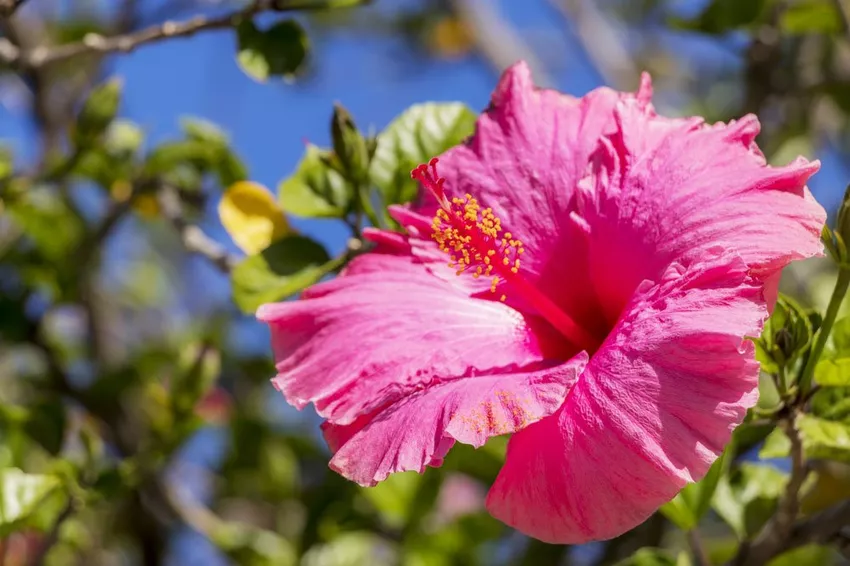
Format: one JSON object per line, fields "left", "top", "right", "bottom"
{"left": 412, "top": 158, "right": 448, "bottom": 207}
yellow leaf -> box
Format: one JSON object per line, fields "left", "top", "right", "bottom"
{"left": 218, "top": 181, "right": 290, "bottom": 255}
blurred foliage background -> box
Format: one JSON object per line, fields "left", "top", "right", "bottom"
{"left": 3, "top": 0, "right": 850, "bottom": 565}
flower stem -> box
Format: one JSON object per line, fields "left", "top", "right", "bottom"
{"left": 799, "top": 267, "right": 850, "bottom": 393}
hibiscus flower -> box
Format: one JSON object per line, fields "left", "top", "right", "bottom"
{"left": 257, "top": 62, "right": 826, "bottom": 543}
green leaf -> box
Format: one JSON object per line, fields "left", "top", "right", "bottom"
{"left": 614, "top": 548, "right": 679, "bottom": 566}
{"left": 302, "top": 532, "right": 396, "bottom": 566}
{"left": 278, "top": 144, "right": 353, "bottom": 218}
{"left": 181, "top": 117, "right": 229, "bottom": 146}
{"left": 105, "top": 119, "right": 144, "bottom": 158}
{"left": 780, "top": 1, "right": 841, "bottom": 35}
{"left": 0, "top": 145, "right": 13, "bottom": 180}
{"left": 830, "top": 316, "right": 850, "bottom": 354}
{"left": 670, "top": 0, "right": 769, "bottom": 33}
{"left": 359, "top": 471, "right": 422, "bottom": 530}
{"left": 144, "top": 140, "right": 218, "bottom": 177}
{"left": 7, "top": 194, "right": 85, "bottom": 261}
{"left": 755, "top": 295, "right": 813, "bottom": 376}
{"left": 182, "top": 117, "right": 248, "bottom": 186}
{"left": 231, "top": 235, "right": 335, "bottom": 313}
{"left": 661, "top": 449, "right": 728, "bottom": 530}
{"left": 766, "top": 544, "right": 834, "bottom": 566}
{"left": 819, "top": 394, "right": 850, "bottom": 422}
{"left": 171, "top": 343, "right": 221, "bottom": 419}
{"left": 759, "top": 428, "right": 792, "bottom": 459}
{"left": 236, "top": 20, "right": 308, "bottom": 83}
{"left": 74, "top": 78, "right": 123, "bottom": 146}
{"left": 212, "top": 522, "right": 296, "bottom": 566}
{"left": 0, "top": 469, "right": 65, "bottom": 536}
{"left": 370, "top": 102, "right": 476, "bottom": 207}
{"left": 796, "top": 413, "right": 850, "bottom": 462}
{"left": 23, "top": 399, "right": 67, "bottom": 455}
{"left": 814, "top": 358, "right": 850, "bottom": 387}
{"left": 712, "top": 463, "right": 787, "bottom": 538}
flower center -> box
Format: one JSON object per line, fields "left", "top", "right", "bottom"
{"left": 411, "top": 158, "right": 600, "bottom": 353}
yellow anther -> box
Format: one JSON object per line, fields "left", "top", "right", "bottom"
{"left": 429, "top": 186, "right": 525, "bottom": 303}
{"left": 500, "top": 294, "right": 507, "bottom": 302}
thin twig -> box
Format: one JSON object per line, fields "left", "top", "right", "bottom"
{"left": 0, "top": 0, "right": 368, "bottom": 69}
{"left": 731, "top": 415, "right": 809, "bottom": 566}
{"left": 447, "top": 0, "right": 553, "bottom": 87}
{"left": 545, "top": 0, "right": 638, "bottom": 89}
{"left": 156, "top": 185, "right": 238, "bottom": 274}
{"left": 30, "top": 501, "right": 76, "bottom": 566}
{"left": 687, "top": 529, "right": 711, "bottom": 566}
{"left": 729, "top": 499, "right": 850, "bottom": 566}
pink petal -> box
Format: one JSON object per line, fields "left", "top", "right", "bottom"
{"left": 325, "top": 354, "right": 587, "bottom": 486}
{"left": 486, "top": 250, "right": 766, "bottom": 543}
{"left": 582, "top": 103, "right": 825, "bottom": 320}
{"left": 400, "top": 62, "right": 634, "bottom": 336}
{"left": 257, "top": 250, "right": 556, "bottom": 426}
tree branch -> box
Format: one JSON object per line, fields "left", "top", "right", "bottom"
{"left": 156, "top": 185, "right": 237, "bottom": 274}
{"left": 731, "top": 415, "right": 809, "bottom": 566}
{"left": 0, "top": 0, "right": 27, "bottom": 19}
{"left": 687, "top": 529, "right": 711, "bottom": 566}
{"left": 545, "top": 0, "right": 638, "bottom": 89}
{"left": 447, "top": 0, "right": 553, "bottom": 87}
{"left": 30, "top": 500, "right": 76, "bottom": 566}
{"left": 0, "top": 0, "right": 367, "bottom": 69}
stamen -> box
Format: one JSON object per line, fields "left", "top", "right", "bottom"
{"left": 411, "top": 159, "right": 600, "bottom": 352}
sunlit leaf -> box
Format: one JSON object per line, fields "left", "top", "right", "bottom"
{"left": 359, "top": 472, "right": 422, "bottom": 530}
{"left": 661, "top": 449, "right": 728, "bottom": 530}
{"left": 831, "top": 316, "right": 850, "bottom": 354}
{"left": 0, "top": 469, "right": 66, "bottom": 536}
{"left": 6, "top": 195, "right": 85, "bottom": 261}
{"left": 73, "top": 78, "right": 123, "bottom": 146}
{"left": 712, "top": 463, "right": 787, "bottom": 538}
{"left": 231, "top": 235, "right": 335, "bottom": 313}
{"left": 781, "top": 1, "right": 841, "bottom": 35}
{"left": 236, "top": 20, "right": 308, "bottom": 83}
{"left": 182, "top": 117, "right": 248, "bottom": 186}
{"left": 0, "top": 145, "right": 13, "bottom": 180}
{"left": 212, "top": 521, "right": 297, "bottom": 566}
{"left": 279, "top": 144, "right": 352, "bottom": 218}
{"left": 796, "top": 413, "right": 850, "bottom": 463}
{"left": 302, "top": 532, "right": 396, "bottom": 566}
{"left": 219, "top": 181, "right": 290, "bottom": 255}
{"left": 370, "top": 102, "right": 476, "bottom": 207}
{"left": 766, "top": 544, "right": 834, "bottom": 566}
{"left": 759, "top": 428, "right": 791, "bottom": 459}
{"left": 814, "top": 358, "right": 850, "bottom": 387}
